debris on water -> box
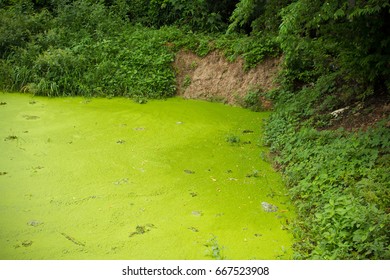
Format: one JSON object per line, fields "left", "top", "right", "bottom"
{"left": 21, "top": 240, "right": 33, "bottom": 247}
{"left": 61, "top": 232, "right": 86, "bottom": 246}
{"left": 31, "top": 166, "right": 44, "bottom": 173}
{"left": 176, "top": 121, "right": 183, "bottom": 125}
{"left": 246, "top": 170, "right": 260, "bottom": 178}
{"left": 242, "top": 130, "right": 254, "bottom": 134}
{"left": 191, "top": 210, "right": 203, "bottom": 217}
{"left": 134, "top": 226, "right": 146, "bottom": 235}
{"left": 22, "top": 115, "right": 40, "bottom": 120}
{"left": 228, "top": 177, "right": 238, "bottom": 181}
{"left": 4, "top": 135, "right": 18, "bottom": 141}
{"left": 129, "top": 224, "right": 155, "bottom": 237}
{"left": 184, "top": 169, "right": 195, "bottom": 174}
{"left": 27, "top": 220, "right": 43, "bottom": 227}
{"left": 133, "top": 127, "right": 145, "bottom": 131}
{"left": 145, "top": 223, "right": 156, "bottom": 229}
{"left": 188, "top": 227, "right": 199, "bottom": 232}
{"left": 189, "top": 192, "right": 198, "bottom": 197}
{"left": 261, "top": 202, "right": 278, "bottom": 212}
{"left": 113, "top": 178, "right": 128, "bottom": 185}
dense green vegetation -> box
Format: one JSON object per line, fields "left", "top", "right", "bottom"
{"left": 0, "top": 0, "right": 389, "bottom": 259}
{"left": 263, "top": 0, "right": 390, "bottom": 259}
{"left": 0, "top": 0, "right": 279, "bottom": 99}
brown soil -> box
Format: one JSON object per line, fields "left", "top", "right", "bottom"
{"left": 173, "top": 50, "right": 281, "bottom": 108}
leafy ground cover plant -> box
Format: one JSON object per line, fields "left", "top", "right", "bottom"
{"left": 264, "top": 113, "right": 390, "bottom": 259}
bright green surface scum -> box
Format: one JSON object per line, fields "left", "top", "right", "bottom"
{"left": 0, "top": 92, "right": 294, "bottom": 260}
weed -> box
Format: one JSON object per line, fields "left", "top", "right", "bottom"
{"left": 235, "top": 87, "right": 269, "bottom": 112}
{"left": 133, "top": 95, "right": 148, "bottom": 104}
{"left": 204, "top": 235, "right": 225, "bottom": 260}
{"left": 190, "top": 61, "right": 197, "bottom": 69}
{"left": 225, "top": 134, "right": 240, "bottom": 145}
{"left": 183, "top": 75, "right": 191, "bottom": 88}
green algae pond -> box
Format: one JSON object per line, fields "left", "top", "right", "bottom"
{"left": 0, "top": 92, "right": 294, "bottom": 260}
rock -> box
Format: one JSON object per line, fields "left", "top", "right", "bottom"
{"left": 261, "top": 202, "right": 278, "bottom": 212}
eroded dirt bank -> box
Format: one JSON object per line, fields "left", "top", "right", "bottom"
{"left": 173, "top": 50, "right": 281, "bottom": 107}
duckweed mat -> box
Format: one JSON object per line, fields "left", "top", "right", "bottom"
{"left": 0, "top": 92, "right": 294, "bottom": 259}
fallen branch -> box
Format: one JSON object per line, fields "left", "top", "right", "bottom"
{"left": 61, "top": 232, "right": 85, "bottom": 246}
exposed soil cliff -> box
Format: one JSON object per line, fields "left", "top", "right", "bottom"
{"left": 173, "top": 50, "right": 281, "bottom": 108}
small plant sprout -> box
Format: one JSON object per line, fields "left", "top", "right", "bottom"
{"left": 204, "top": 235, "right": 225, "bottom": 260}
{"left": 226, "top": 134, "right": 240, "bottom": 144}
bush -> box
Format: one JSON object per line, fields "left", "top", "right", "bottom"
{"left": 0, "top": 2, "right": 52, "bottom": 58}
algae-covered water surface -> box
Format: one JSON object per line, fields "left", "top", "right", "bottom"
{"left": 0, "top": 92, "right": 294, "bottom": 260}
